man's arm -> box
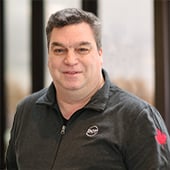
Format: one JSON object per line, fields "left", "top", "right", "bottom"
{"left": 125, "top": 106, "right": 170, "bottom": 169}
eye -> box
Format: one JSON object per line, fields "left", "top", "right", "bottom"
{"left": 76, "top": 47, "right": 91, "bottom": 55}
{"left": 53, "top": 48, "right": 67, "bottom": 55}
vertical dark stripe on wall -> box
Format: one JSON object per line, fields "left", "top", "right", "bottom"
{"left": 0, "top": 0, "right": 6, "bottom": 169}
{"left": 166, "top": 2, "right": 170, "bottom": 133}
{"left": 154, "top": 0, "right": 170, "bottom": 132}
{"left": 82, "top": 0, "right": 98, "bottom": 16}
{"left": 31, "top": 0, "right": 44, "bottom": 92}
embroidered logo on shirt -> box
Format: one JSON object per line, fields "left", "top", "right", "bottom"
{"left": 86, "top": 125, "right": 99, "bottom": 137}
{"left": 155, "top": 129, "right": 167, "bottom": 145}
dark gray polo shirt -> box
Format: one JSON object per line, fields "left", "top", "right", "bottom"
{"left": 6, "top": 70, "right": 170, "bottom": 170}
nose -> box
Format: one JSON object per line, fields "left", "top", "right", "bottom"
{"left": 64, "top": 49, "right": 78, "bottom": 65}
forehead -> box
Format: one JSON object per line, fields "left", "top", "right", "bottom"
{"left": 49, "top": 22, "right": 95, "bottom": 46}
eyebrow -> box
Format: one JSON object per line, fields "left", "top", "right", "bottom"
{"left": 51, "top": 42, "right": 65, "bottom": 48}
{"left": 50, "top": 41, "right": 92, "bottom": 48}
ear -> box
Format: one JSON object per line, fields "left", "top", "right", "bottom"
{"left": 98, "top": 48, "right": 103, "bottom": 64}
{"left": 98, "top": 48, "right": 102, "bottom": 56}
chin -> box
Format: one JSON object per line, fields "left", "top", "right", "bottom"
{"left": 64, "top": 84, "right": 82, "bottom": 91}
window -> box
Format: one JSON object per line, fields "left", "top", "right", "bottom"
{"left": 100, "top": 0, "right": 154, "bottom": 105}
{"left": 5, "top": 0, "right": 31, "bottom": 140}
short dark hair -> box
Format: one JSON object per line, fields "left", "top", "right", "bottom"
{"left": 46, "top": 8, "right": 102, "bottom": 49}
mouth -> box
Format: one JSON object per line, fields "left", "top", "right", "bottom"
{"left": 63, "top": 71, "right": 82, "bottom": 75}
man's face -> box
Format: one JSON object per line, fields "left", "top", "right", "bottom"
{"left": 48, "top": 22, "right": 103, "bottom": 92}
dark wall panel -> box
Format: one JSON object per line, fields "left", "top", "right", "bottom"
{"left": 154, "top": 0, "right": 170, "bottom": 132}
{"left": 0, "top": 0, "right": 6, "bottom": 169}
{"left": 31, "top": 0, "right": 44, "bottom": 92}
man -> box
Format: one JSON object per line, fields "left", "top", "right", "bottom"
{"left": 6, "top": 8, "right": 170, "bottom": 170}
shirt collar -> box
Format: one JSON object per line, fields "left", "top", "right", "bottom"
{"left": 36, "top": 69, "right": 112, "bottom": 111}
{"left": 84, "top": 69, "right": 111, "bottom": 111}
{"left": 36, "top": 83, "right": 56, "bottom": 106}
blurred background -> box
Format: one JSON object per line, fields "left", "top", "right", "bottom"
{"left": 1, "top": 0, "right": 170, "bottom": 169}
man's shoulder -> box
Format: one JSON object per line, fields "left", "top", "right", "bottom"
{"left": 109, "top": 83, "right": 150, "bottom": 111}
{"left": 18, "top": 87, "right": 48, "bottom": 107}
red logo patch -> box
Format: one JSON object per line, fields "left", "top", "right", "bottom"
{"left": 155, "top": 129, "right": 167, "bottom": 145}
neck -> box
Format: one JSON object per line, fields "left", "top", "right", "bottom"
{"left": 55, "top": 77, "right": 104, "bottom": 120}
